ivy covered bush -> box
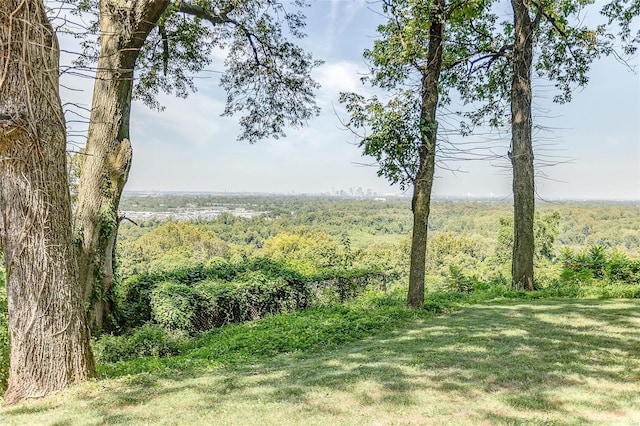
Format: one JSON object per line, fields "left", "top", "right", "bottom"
{"left": 148, "top": 273, "right": 308, "bottom": 333}
{"left": 114, "top": 258, "right": 383, "bottom": 336}
{"left": 150, "top": 282, "right": 197, "bottom": 332}
{"left": 90, "top": 257, "right": 383, "bottom": 364}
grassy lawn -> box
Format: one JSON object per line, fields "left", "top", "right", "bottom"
{"left": 2, "top": 299, "right": 640, "bottom": 425}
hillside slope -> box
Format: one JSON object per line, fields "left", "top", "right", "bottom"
{"left": 2, "top": 298, "right": 639, "bottom": 425}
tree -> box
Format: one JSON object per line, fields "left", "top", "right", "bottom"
{"left": 340, "top": 0, "right": 443, "bottom": 308}
{"left": 261, "top": 230, "right": 344, "bottom": 269}
{"left": 508, "top": 0, "right": 639, "bottom": 289}
{"left": 118, "top": 221, "right": 232, "bottom": 276}
{"left": 451, "top": 0, "right": 629, "bottom": 290}
{"left": 509, "top": 0, "right": 536, "bottom": 290}
{"left": 494, "top": 211, "right": 561, "bottom": 263}
{"left": 0, "top": 0, "right": 95, "bottom": 404}
{"left": 340, "top": 0, "right": 495, "bottom": 308}
{"left": 71, "top": 0, "right": 320, "bottom": 330}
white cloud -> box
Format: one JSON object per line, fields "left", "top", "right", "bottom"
{"left": 316, "top": 60, "right": 368, "bottom": 94}
{"left": 331, "top": 0, "right": 368, "bottom": 37}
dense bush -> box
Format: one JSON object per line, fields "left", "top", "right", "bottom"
{"left": 150, "top": 282, "right": 197, "bottom": 332}
{"left": 115, "top": 258, "right": 382, "bottom": 335}
{"left": 442, "top": 265, "right": 477, "bottom": 293}
{"left": 561, "top": 246, "right": 640, "bottom": 285}
{"left": 116, "top": 261, "right": 244, "bottom": 331}
{"left": 94, "top": 324, "right": 190, "bottom": 364}
{"left": 607, "top": 250, "right": 640, "bottom": 284}
{"left": 193, "top": 273, "right": 302, "bottom": 329}
{"left": 307, "top": 268, "right": 385, "bottom": 305}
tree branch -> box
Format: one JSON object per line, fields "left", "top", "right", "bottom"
{"left": 447, "top": 43, "right": 513, "bottom": 73}
{"left": 530, "top": 0, "right": 566, "bottom": 36}
{"left": 383, "top": 0, "right": 424, "bottom": 72}
{"left": 530, "top": 0, "right": 583, "bottom": 65}
{"left": 158, "top": 23, "right": 169, "bottom": 76}
{"left": 177, "top": 0, "right": 235, "bottom": 26}
{"left": 177, "top": 0, "right": 268, "bottom": 74}
{"left": 530, "top": 0, "right": 546, "bottom": 31}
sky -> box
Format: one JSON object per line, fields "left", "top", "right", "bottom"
{"left": 57, "top": 0, "right": 640, "bottom": 200}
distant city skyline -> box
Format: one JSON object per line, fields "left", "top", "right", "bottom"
{"left": 58, "top": 1, "right": 640, "bottom": 200}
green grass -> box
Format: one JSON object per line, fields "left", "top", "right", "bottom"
{"left": 2, "top": 297, "right": 640, "bottom": 425}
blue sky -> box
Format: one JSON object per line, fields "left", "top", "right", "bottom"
{"left": 58, "top": 0, "right": 640, "bottom": 200}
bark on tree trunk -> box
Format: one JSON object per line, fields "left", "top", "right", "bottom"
{"left": 407, "top": 152, "right": 435, "bottom": 308}
{"left": 406, "top": 0, "right": 444, "bottom": 309}
{"left": 510, "top": 0, "right": 535, "bottom": 291}
{"left": 0, "top": 0, "right": 96, "bottom": 405}
{"left": 74, "top": 0, "right": 169, "bottom": 331}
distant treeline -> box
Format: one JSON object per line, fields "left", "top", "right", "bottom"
{"left": 119, "top": 194, "right": 640, "bottom": 255}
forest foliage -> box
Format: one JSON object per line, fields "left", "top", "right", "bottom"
{"left": 114, "top": 195, "right": 640, "bottom": 307}
{"left": 115, "top": 194, "right": 640, "bottom": 285}
{"left": 1, "top": 195, "right": 640, "bottom": 392}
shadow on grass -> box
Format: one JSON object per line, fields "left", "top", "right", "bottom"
{"left": 3, "top": 299, "right": 640, "bottom": 424}
{"left": 188, "top": 299, "right": 640, "bottom": 422}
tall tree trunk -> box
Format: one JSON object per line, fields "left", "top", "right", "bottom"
{"left": 406, "top": 0, "right": 444, "bottom": 309}
{"left": 407, "top": 147, "right": 436, "bottom": 308}
{"left": 510, "top": 0, "right": 535, "bottom": 291}
{"left": 0, "top": 0, "right": 95, "bottom": 405}
{"left": 74, "top": 0, "right": 169, "bottom": 331}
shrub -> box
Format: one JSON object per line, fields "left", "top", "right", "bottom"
{"left": 191, "top": 272, "right": 308, "bottom": 331}
{"left": 599, "top": 284, "right": 640, "bottom": 299}
{"left": 115, "top": 268, "right": 364, "bottom": 347}
{"left": 117, "top": 275, "right": 157, "bottom": 331}
{"left": 150, "top": 282, "right": 196, "bottom": 332}
{"left": 588, "top": 245, "right": 607, "bottom": 278}
{"left": 115, "top": 260, "right": 378, "bottom": 335}
{"left": 93, "top": 324, "right": 189, "bottom": 364}
{"left": 239, "top": 271, "right": 301, "bottom": 316}
{"left": 443, "top": 265, "right": 476, "bottom": 293}
{"left": 560, "top": 245, "right": 640, "bottom": 285}
{"left": 116, "top": 261, "right": 242, "bottom": 330}
{"left": 607, "top": 250, "right": 640, "bottom": 284}
{"left": 559, "top": 266, "right": 594, "bottom": 286}
{"left": 307, "top": 269, "right": 383, "bottom": 305}
{"left": 193, "top": 280, "right": 248, "bottom": 329}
